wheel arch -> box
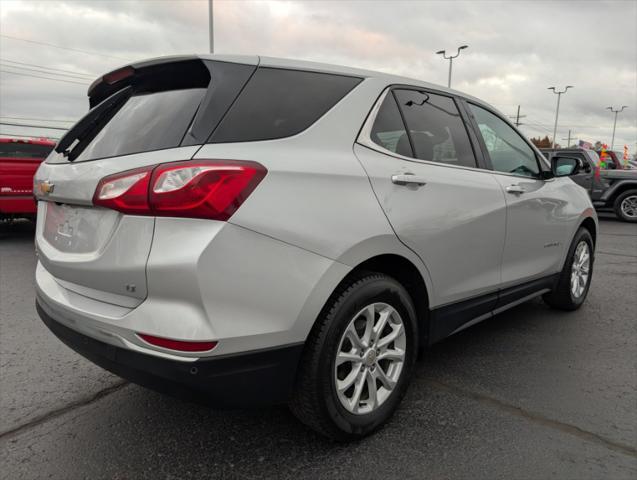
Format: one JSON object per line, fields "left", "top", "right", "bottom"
{"left": 557, "top": 210, "right": 598, "bottom": 271}
{"left": 580, "top": 216, "right": 597, "bottom": 246}
{"left": 301, "top": 251, "right": 432, "bottom": 350}
{"left": 602, "top": 180, "right": 637, "bottom": 203}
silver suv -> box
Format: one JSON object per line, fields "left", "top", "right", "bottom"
{"left": 34, "top": 55, "right": 597, "bottom": 440}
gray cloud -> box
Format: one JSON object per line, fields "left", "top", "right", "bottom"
{"left": 1, "top": 0, "right": 635, "bottom": 150}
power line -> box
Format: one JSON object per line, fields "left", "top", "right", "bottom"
{"left": 0, "top": 63, "right": 95, "bottom": 80}
{"left": 0, "top": 69, "right": 89, "bottom": 85}
{"left": 0, "top": 34, "right": 129, "bottom": 61}
{"left": 1, "top": 59, "right": 96, "bottom": 77}
{"left": 0, "top": 121, "right": 69, "bottom": 131}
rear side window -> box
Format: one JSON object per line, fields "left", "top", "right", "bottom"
{"left": 0, "top": 143, "right": 53, "bottom": 158}
{"left": 370, "top": 93, "right": 412, "bottom": 157}
{"left": 209, "top": 68, "right": 362, "bottom": 143}
{"left": 75, "top": 88, "right": 205, "bottom": 162}
{"left": 393, "top": 90, "right": 477, "bottom": 168}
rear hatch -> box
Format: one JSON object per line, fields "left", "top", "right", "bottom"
{"left": 35, "top": 56, "right": 258, "bottom": 307}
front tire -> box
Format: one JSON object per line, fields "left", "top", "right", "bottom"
{"left": 290, "top": 273, "right": 418, "bottom": 441}
{"left": 614, "top": 189, "right": 637, "bottom": 223}
{"left": 543, "top": 227, "right": 594, "bottom": 311}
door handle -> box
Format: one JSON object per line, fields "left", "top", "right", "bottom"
{"left": 505, "top": 184, "right": 525, "bottom": 194}
{"left": 391, "top": 174, "right": 427, "bottom": 186}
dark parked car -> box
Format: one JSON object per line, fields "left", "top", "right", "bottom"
{"left": 542, "top": 148, "right": 637, "bottom": 222}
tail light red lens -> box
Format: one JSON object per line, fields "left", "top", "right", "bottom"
{"left": 93, "top": 160, "right": 266, "bottom": 220}
{"left": 93, "top": 166, "right": 152, "bottom": 215}
{"left": 137, "top": 333, "right": 217, "bottom": 352}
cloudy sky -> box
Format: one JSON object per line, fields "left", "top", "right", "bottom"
{"left": 1, "top": 0, "right": 636, "bottom": 151}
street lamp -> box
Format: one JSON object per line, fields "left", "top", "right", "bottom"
{"left": 436, "top": 45, "right": 468, "bottom": 88}
{"left": 548, "top": 86, "right": 573, "bottom": 149}
{"left": 606, "top": 106, "right": 628, "bottom": 151}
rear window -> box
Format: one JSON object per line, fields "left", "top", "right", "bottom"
{"left": 74, "top": 88, "right": 205, "bottom": 162}
{"left": 56, "top": 59, "right": 216, "bottom": 163}
{"left": 0, "top": 143, "right": 53, "bottom": 158}
{"left": 209, "top": 68, "right": 362, "bottom": 143}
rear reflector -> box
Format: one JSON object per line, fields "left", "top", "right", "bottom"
{"left": 93, "top": 160, "right": 266, "bottom": 220}
{"left": 137, "top": 333, "right": 217, "bottom": 352}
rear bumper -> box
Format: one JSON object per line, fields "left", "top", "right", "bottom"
{"left": 37, "top": 301, "right": 303, "bottom": 407}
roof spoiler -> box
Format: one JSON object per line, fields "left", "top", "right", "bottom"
{"left": 87, "top": 55, "right": 200, "bottom": 108}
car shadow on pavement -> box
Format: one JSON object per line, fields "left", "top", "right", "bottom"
{"left": 0, "top": 219, "right": 36, "bottom": 241}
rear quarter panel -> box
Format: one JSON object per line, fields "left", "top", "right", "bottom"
{"left": 193, "top": 78, "right": 413, "bottom": 266}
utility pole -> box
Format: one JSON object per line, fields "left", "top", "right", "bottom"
{"left": 562, "top": 130, "right": 574, "bottom": 147}
{"left": 436, "top": 45, "right": 468, "bottom": 88}
{"left": 606, "top": 106, "right": 627, "bottom": 150}
{"left": 548, "top": 86, "right": 573, "bottom": 149}
{"left": 509, "top": 105, "right": 526, "bottom": 127}
{"left": 208, "top": 0, "right": 214, "bottom": 54}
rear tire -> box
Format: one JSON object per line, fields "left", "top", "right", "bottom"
{"left": 543, "top": 227, "right": 594, "bottom": 311}
{"left": 289, "top": 273, "right": 418, "bottom": 441}
{"left": 613, "top": 189, "right": 637, "bottom": 223}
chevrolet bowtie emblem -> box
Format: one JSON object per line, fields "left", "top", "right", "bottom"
{"left": 38, "top": 181, "right": 55, "bottom": 195}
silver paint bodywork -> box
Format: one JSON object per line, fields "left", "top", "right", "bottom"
{"left": 34, "top": 55, "right": 597, "bottom": 362}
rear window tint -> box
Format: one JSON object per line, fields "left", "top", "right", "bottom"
{"left": 209, "top": 68, "right": 362, "bottom": 143}
{"left": 0, "top": 143, "right": 53, "bottom": 158}
{"left": 74, "top": 88, "right": 205, "bottom": 162}
{"left": 56, "top": 59, "right": 217, "bottom": 163}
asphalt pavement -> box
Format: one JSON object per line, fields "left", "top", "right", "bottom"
{"left": 1, "top": 216, "right": 636, "bottom": 479}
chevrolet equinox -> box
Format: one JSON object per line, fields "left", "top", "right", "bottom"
{"left": 34, "top": 55, "right": 597, "bottom": 440}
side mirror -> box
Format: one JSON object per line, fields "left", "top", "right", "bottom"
{"left": 551, "top": 156, "right": 583, "bottom": 177}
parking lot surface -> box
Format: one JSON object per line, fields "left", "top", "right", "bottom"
{"left": 1, "top": 216, "right": 636, "bottom": 479}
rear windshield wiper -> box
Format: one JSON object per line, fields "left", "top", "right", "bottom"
{"left": 56, "top": 86, "right": 132, "bottom": 161}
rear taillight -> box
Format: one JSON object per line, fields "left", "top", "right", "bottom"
{"left": 93, "top": 166, "right": 152, "bottom": 215}
{"left": 93, "top": 160, "right": 266, "bottom": 220}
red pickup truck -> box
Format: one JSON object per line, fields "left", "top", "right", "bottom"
{"left": 0, "top": 137, "right": 56, "bottom": 221}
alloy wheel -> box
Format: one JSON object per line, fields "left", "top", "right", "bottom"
{"left": 620, "top": 195, "right": 637, "bottom": 219}
{"left": 570, "top": 241, "right": 590, "bottom": 299}
{"left": 334, "top": 302, "right": 406, "bottom": 415}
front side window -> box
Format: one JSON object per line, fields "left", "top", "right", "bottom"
{"left": 469, "top": 104, "right": 540, "bottom": 178}
{"left": 393, "top": 90, "right": 477, "bottom": 168}
{"left": 369, "top": 93, "right": 412, "bottom": 157}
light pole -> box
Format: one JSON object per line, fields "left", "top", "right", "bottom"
{"left": 606, "top": 106, "right": 627, "bottom": 151}
{"left": 208, "top": 0, "right": 214, "bottom": 54}
{"left": 548, "top": 86, "right": 573, "bottom": 148}
{"left": 436, "top": 45, "right": 468, "bottom": 88}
